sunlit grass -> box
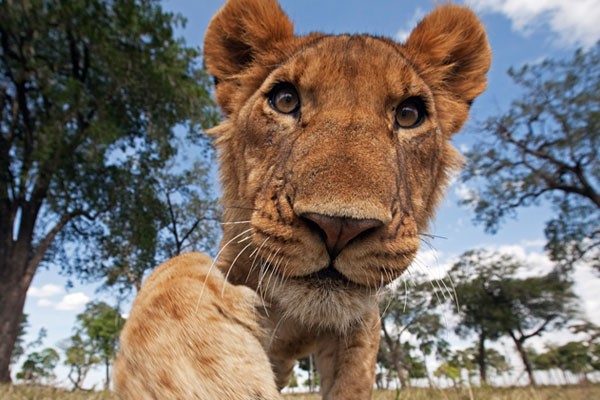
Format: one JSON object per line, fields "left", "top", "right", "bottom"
{"left": 0, "top": 384, "right": 114, "bottom": 399}
{"left": 1, "top": 384, "right": 599, "bottom": 400}
{"left": 285, "top": 385, "right": 600, "bottom": 400}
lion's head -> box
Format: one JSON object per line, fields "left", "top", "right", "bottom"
{"left": 204, "top": 0, "right": 490, "bottom": 330}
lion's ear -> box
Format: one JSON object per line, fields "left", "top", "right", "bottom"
{"left": 405, "top": 5, "right": 491, "bottom": 134}
{"left": 203, "top": 0, "right": 294, "bottom": 113}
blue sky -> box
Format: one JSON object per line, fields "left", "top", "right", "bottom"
{"left": 20, "top": 0, "right": 600, "bottom": 388}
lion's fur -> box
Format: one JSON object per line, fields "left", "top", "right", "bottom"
{"left": 114, "top": 0, "right": 491, "bottom": 399}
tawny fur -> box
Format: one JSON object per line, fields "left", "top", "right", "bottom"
{"left": 114, "top": 0, "right": 491, "bottom": 399}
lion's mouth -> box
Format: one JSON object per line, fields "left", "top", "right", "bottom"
{"left": 302, "top": 265, "right": 358, "bottom": 287}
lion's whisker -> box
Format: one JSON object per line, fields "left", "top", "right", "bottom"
{"left": 263, "top": 248, "right": 281, "bottom": 294}
{"left": 268, "top": 314, "right": 287, "bottom": 351}
{"left": 221, "top": 220, "right": 253, "bottom": 225}
{"left": 221, "top": 240, "right": 255, "bottom": 297}
{"left": 418, "top": 232, "right": 447, "bottom": 241}
{"left": 246, "top": 237, "right": 269, "bottom": 284}
{"left": 446, "top": 272, "right": 460, "bottom": 310}
{"left": 257, "top": 248, "right": 276, "bottom": 295}
{"left": 237, "top": 235, "right": 252, "bottom": 243}
{"left": 195, "top": 228, "right": 253, "bottom": 313}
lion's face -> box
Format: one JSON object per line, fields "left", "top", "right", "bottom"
{"left": 204, "top": 0, "right": 490, "bottom": 329}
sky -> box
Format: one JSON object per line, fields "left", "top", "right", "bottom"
{"left": 18, "top": 0, "right": 600, "bottom": 388}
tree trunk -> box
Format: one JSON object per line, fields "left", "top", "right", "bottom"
{"left": 0, "top": 251, "right": 34, "bottom": 383}
{"left": 511, "top": 334, "right": 537, "bottom": 386}
{"left": 392, "top": 348, "right": 408, "bottom": 389}
{"left": 307, "top": 355, "right": 313, "bottom": 392}
{"left": 105, "top": 358, "right": 110, "bottom": 390}
{"left": 477, "top": 332, "right": 487, "bottom": 385}
{"left": 421, "top": 350, "right": 433, "bottom": 388}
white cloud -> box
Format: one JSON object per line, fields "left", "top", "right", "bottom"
{"left": 27, "top": 284, "right": 64, "bottom": 298}
{"left": 417, "top": 240, "right": 599, "bottom": 322}
{"left": 55, "top": 292, "right": 90, "bottom": 311}
{"left": 407, "top": 248, "right": 459, "bottom": 282}
{"left": 453, "top": 183, "right": 477, "bottom": 203}
{"left": 36, "top": 298, "right": 55, "bottom": 308}
{"left": 572, "top": 266, "right": 600, "bottom": 325}
{"left": 467, "top": 0, "right": 600, "bottom": 48}
{"left": 395, "top": 8, "right": 426, "bottom": 42}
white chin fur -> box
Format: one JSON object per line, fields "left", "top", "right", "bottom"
{"left": 266, "top": 279, "right": 379, "bottom": 333}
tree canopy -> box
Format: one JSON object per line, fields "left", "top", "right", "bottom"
{"left": 379, "top": 280, "right": 448, "bottom": 389}
{"left": 460, "top": 43, "right": 600, "bottom": 271}
{"left": 0, "top": 0, "right": 216, "bottom": 382}
{"left": 76, "top": 301, "right": 124, "bottom": 390}
{"left": 447, "top": 250, "right": 578, "bottom": 385}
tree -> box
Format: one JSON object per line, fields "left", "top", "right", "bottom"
{"left": 435, "top": 347, "right": 478, "bottom": 387}
{"left": 75, "top": 301, "right": 124, "bottom": 390}
{"left": 0, "top": 0, "right": 215, "bottom": 381}
{"left": 448, "top": 250, "right": 579, "bottom": 385}
{"left": 59, "top": 332, "right": 100, "bottom": 390}
{"left": 446, "top": 253, "right": 505, "bottom": 385}
{"left": 499, "top": 272, "right": 577, "bottom": 385}
{"left": 460, "top": 43, "right": 600, "bottom": 271}
{"left": 379, "top": 280, "right": 447, "bottom": 388}
{"left": 9, "top": 314, "right": 28, "bottom": 373}
{"left": 435, "top": 346, "right": 508, "bottom": 387}
{"left": 288, "top": 371, "right": 298, "bottom": 393}
{"left": 16, "top": 347, "right": 59, "bottom": 385}
{"left": 94, "top": 160, "right": 220, "bottom": 295}
{"left": 298, "top": 355, "right": 318, "bottom": 392}
{"left": 532, "top": 340, "right": 599, "bottom": 384}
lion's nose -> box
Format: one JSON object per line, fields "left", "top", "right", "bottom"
{"left": 301, "top": 213, "right": 383, "bottom": 258}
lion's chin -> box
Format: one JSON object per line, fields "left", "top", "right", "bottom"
{"left": 265, "top": 275, "right": 379, "bottom": 334}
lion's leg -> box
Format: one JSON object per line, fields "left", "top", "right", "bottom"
{"left": 114, "top": 252, "right": 281, "bottom": 400}
{"left": 315, "top": 310, "right": 380, "bottom": 400}
{"left": 265, "top": 320, "right": 318, "bottom": 390}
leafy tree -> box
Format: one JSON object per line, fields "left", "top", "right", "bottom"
{"left": 554, "top": 341, "right": 594, "bottom": 383}
{"left": 298, "top": 355, "right": 318, "bottom": 392}
{"left": 447, "top": 250, "right": 578, "bottom": 385}
{"left": 76, "top": 301, "right": 125, "bottom": 390}
{"left": 570, "top": 320, "right": 600, "bottom": 343}
{"left": 532, "top": 340, "right": 599, "bottom": 384}
{"left": 446, "top": 253, "right": 505, "bottom": 384}
{"left": 435, "top": 346, "right": 508, "bottom": 387}
{"left": 483, "top": 347, "right": 510, "bottom": 379}
{"left": 460, "top": 43, "right": 600, "bottom": 271}
{"left": 16, "top": 347, "right": 59, "bottom": 385}
{"left": 453, "top": 251, "right": 576, "bottom": 385}
{"left": 59, "top": 332, "right": 100, "bottom": 391}
{"left": 9, "top": 314, "right": 28, "bottom": 372}
{"left": 434, "top": 361, "right": 462, "bottom": 388}
{"left": 0, "top": 0, "right": 215, "bottom": 381}
{"left": 379, "top": 280, "right": 447, "bottom": 388}
{"left": 95, "top": 161, "right": 220, "bottom": 295}
{"left": 435, "top": 347, "right": 477, "bottom": 387}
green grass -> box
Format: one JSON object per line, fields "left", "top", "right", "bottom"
{"left": 2, "top": 384, "right": 599, "bottom": 400}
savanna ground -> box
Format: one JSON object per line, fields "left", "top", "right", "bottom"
{"left": 2, "top": 384, "right": 599, "bottom": 400}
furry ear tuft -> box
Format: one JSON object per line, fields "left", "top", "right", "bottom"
{"left": 204, "top": 0, "right": 294, "bottom": 108}
{"left": 405, "top": 5, "right": 491, "bottom": 133}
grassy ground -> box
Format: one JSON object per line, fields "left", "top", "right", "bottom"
{"left": 1, "top": 384, "right": 599, "bottom": 400}
{"left": 286, "top": 385, "right": 600, "bottom": 399}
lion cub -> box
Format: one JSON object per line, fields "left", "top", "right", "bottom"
{"left": 115, "top": 0, "right": 491, "bottom": 399}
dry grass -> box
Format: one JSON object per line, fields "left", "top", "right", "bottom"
{"left": 285, "top": 385, "right": 600, "bottom": 400}
{"left": 1, "top": 384, "right": 599, "bottom": 400}
{"left": 0, "top": 384, "right": 114, "bottom": 399}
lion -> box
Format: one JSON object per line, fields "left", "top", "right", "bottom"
{"left": 113, "top": 0, "right": 491, "bottom": 399}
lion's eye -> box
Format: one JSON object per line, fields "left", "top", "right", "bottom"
{"left": 395, "top": 97, "right": 426, "bottom": 129}
{"left": 269, "top": 83, "right": 300, "bottom": 114}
